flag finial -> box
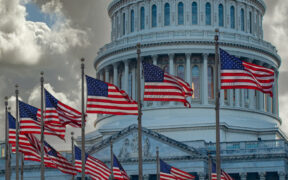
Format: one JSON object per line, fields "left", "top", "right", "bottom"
{"left": 81, "top": 58, "right": 85, "bottom": 62}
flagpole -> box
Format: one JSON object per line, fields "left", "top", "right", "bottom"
{"left": 15, "top": 84, "right": 19, "bottom": 180}
{"left": 110, "top": 141, "right": 114, "bottom": 180}
{"left": 214, "top": 29, "right": 221, "bottom": 180}
{"left": 21, "top": 154, "right": 24, "bottom": 180}
{"left": 40, "top": 72, "right": 45, "bottom": 180}
{"left": 156, "top": 147, "right": 159, "bottom": 180}
{"left": 5, "top": 96, "right": 10, "bottom": 180}
{"left": 136, "top": 43, "right": 143, "bottom": 180}
{"left": 71, "top": 132, "right": 75, "bottom": 180}
{"left": 81, "top": 58, "right": 86, "bottom": 180}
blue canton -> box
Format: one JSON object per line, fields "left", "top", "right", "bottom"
{"left": 44, "top": 142, "right": 58, "bottom": 157}
{"left": 113, "top": 154, "right": 125, "bottom": 171}
{"left": 86, "top": 75, "right": 108, "bottom": 97}
{"left": 45, "top": 89, "right": 58, "bottom": 108}
{"left": 8, "top": 112, "right": 16, "bottom": 129}
{"left": 142, "top": 62, "right": 164, "bottom": 82}
{"left": 75, "top": 146, "right": 82, "bottom": 161}
{"left": 220, "top": 49, "right": 245, "bottom": 70}
{"left": 160, "top": 159, "right": 172, "bottom": 174}
{"left": 19, "top": 101, "right": 38, "bottom": 120}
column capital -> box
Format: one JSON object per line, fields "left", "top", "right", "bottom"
{"left": 104, "top": 66, "right": 110, "bottom": 72}
{"left": 168, "top": 53, "right": 174, "bottom": 59}
{"left": 240, "top": 172, "right": 247, "bottom": 178}
{"left": 152, "top": 54, "right": 158, "bottom": 60}
{"left": 198, "top": 172, "right": 206, "bottom": 180}
{"left": 278, "top": 171, "right": 286, "bottom": 176}
{"left": 124, "top": 60, "right": 129, "bottom": 66}
{"left": 203, "top": 53, "right": 209, "bottom": 58}
{"left": 259, "top": 172, "right": 266, "bottom": 178}
{"left": 113, "top": 62, "right": 119, "bottom": 68}
{"left": 185, "top": 53, "right": 191, "bottom": 59}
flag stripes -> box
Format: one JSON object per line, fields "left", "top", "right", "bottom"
{"left": 220, "top": 49, "right": 274, "bottom": 96}
{"left": 143, "top": 62, "right": 192, "bottom": 108}
{"left": 160, "top": 159, "right": 195, "bottom": 180}
{"left": 113, "top": 154, "right": 130, "bottom": 180}
{"left": 86, "top": 75, "right": 138, "bottom": 115}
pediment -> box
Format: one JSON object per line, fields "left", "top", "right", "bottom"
{"left": 87, "top": 124, "right": 205, "bottom": 162}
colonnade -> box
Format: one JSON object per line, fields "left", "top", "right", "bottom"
{"left": 97, "top": 53, "right": 278, "bottom": 116}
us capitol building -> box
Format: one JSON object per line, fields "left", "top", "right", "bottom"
{"left": 1, "top": 0, "right": 287, "bottom": 179}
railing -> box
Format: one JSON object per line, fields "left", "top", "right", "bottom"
{"left": 206, "top": 139, "right": 288, "bottom": 155}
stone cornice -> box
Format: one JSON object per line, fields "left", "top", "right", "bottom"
{"left": 94, "top": 40, "right": 281, "bottom": 70}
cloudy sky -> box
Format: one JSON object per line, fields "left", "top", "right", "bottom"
{"left": 0, "top": 0, "right": 287, "bottom": 151}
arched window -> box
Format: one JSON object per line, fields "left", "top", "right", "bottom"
{"left": 241, "top": 8, "right": 245, "bottom": 31}
{"left": 192, "top": 2, "right": 198, "bottom": 25}
{"left": 164, "top": 3, "right": 170, "bottom": 26}
{"left": 122, "top": 13, "right": 125, "bottom": 35}
{"left": 130, "top": 10, "right": 134, "bottom": 32}
{"left": 140, "top": 7, "right": 145, "bottom": 30}
{"left": 152, "top": 5, "right": 157, "bottom": 27}
{"left": 208, "top": 66, "right": 214, "bottom": 99}
{"left": 218, "top": 4, "right": 224, "bottom": 27}
{"left": 178, "top": 2, "right": 184, "bottom": 25}
{"left": 192, "top": 65, "right": 200, "bottom": 99}
{"left": 230, "top": 6, "right": 235, "bottom": 29}
{"left": 206, "top": 3, "right": 211, "bottom": 25}
{"left": 249, "top": 11, "right": 252, "bottom": 33}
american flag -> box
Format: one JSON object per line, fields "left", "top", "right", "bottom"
{"left": 86, "top": 75, "right": 138, "bottom": 115}
{"left": 8, "top": 113, "right": 56, "bottom": 168}
{"left": 113, "top": 154, "right": 130, "bottom": 180}
{"left": 211, "top": 162, "right": 233, "bottom": 180}
{"left": 142, "top": 62, "right": 193, "bottom": 107}
{"left": 160, "top": 159, "right": 195, "bottom": 180}
{"left": 74, "top": 145, "right": 111, "bottom": 180}
{"left": 45, "top": 89, "right": 82, "bottom": 127}
{"left": 19, "top": 101, "right": 66, "bottom": 139}
{"left": 44, "top": 142, "right": 77, "bottom": 175}
{"left": 220, "top": 49, "right": 275, "bottom": 96}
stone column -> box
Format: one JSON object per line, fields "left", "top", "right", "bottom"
{"left": 229, "top": 89, "right": 234, "bottom": 107}
{"left": 131, "top": 62, "right": 136, "bottom": 100}
{"left": 202, "top": 53, "right": 209, "bottom": 105}
{"left": 241, "top": 89, "right": 245, "bottom": 108}
{"left": 259, "top": 172, "right": 265, "bottom": 180}
{"left": 169, "top": 54, "right": 174, "bottom": 106}
{"left": 113, "top": 63, "right": 118, "bottom": 87}
{"left": 186, "top": 53, "right": 192, "bottom": 104}
{"left": 100, "top": 70, "right": 104, "bottom": 81}
{"left": 272, "top": 71, "right": 278, "bottom": 115}
{"left": 278, "top": 172, "right": 286, "bottom": 180}
{"left": 198, "top": 173, "right": 205, "bottom": 180}
{"left": 105, "top": 67, "right": 110, "bottom": 83}
{"left": 124, "top": 60, "right": 129, "bottom": 93}
{"left": 248, "top": 90, "right": 255, "bottom": 109}
{"left": 235, "top": 89, "right": 240, "bottom": 107}
{"left": 220, "top": 90, "right": 225, "bottom": 106}
{"left": 169, "top": 54, "right": 174, "bottom": 75}
{"left": 240, "top": 172, "right": 247, "bottom": 180}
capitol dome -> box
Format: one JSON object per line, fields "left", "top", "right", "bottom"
{"left": 85, "top": 0, "right": 287, "bottom": 179}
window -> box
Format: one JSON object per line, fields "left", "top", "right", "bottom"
{"left": 192, "top": 2, "right": 198, "bottom": 25}
{"left": 140, "top": 7, "right": 145, "bottom": 30}
{"left": 178, "top": 2, "right": 184, "bottom": 25}
{"left": 122, "top": 13, "right": 125, "bottom": 35}
{"left": 164, "top": 3, "right": 170, "bottom": 26}
{"left": 192, "top": 65, "right": 200, "bottom": 99}
{"left": 206, "top": 3, "right": 211, "bottom": 25}
{"left": 208, "top": 66, "right": 214, "bottom": 99}
{"left": 249, "top": 11, "right": 252, "bottom": 33}
{"left": 130, "top": 10, "right": 134, "bottom": 32}
{"left": 152, "top": 5, "right": 157, "bottom": 27}
{"left": 218, "top": 4, "right": 224, "bottom": 27}
{"left": 241, "top": 8, "right": 245, "bottom": 31}
{"left": 230, "top": 6, "right": 235, "bottom": 29}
